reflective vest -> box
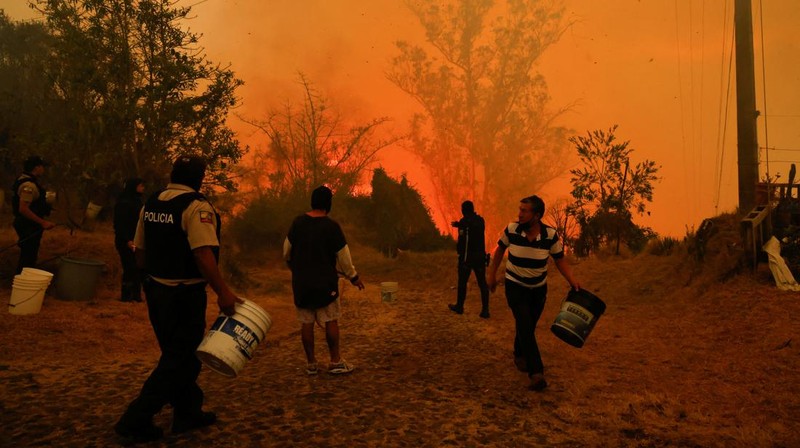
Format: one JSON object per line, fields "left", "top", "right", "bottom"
{"left": 143, "top": 190, "right": 220, "bottom": 280}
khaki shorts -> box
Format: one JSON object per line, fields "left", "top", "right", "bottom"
{"left": 296, "top": 298, "right": 341, "bottom": 324}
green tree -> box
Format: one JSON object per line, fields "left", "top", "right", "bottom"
{"left": 370, "top": 168, "right": 450, "bottom": 255}
{"left": 388, "top": 0, "right": 572, "bottom": 235}
{"left": 0, "top": 12, "right": 54, "bottom": 184}
{"left": 244, "top": 74, "right": 400, "bottom": 199}
{"left": 568, "top": 125, "right": 660, "bottom": 255}
{"left": 1, "top": 1, "right": 245, "bottom": 203}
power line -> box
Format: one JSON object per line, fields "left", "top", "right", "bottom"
{"left": 674, "top": 0, "right": 691, "bottom": 219}
{"left": 762, "top": 147, "right": 800, "bottom": 152}
{"left": 714, "top": 3, "right": 734, "bottom": 212}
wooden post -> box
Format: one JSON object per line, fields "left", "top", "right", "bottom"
{"left": 735, "top": 0, "right": 759, "bottom": 214}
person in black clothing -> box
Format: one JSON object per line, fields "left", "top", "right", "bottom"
{"left": 113, "top": 178, "right": 145, "bottom": 302}
{"left": 283, "top": 186, "right": 365, "bottom": 375}
{"left": 114, "top": 156, "right": 242, "bottom": 444}
{"left": 11, "top": 155, "right": 55, "bottom": 274}
{"left": 448, "top": 200, "right": 490, "bottom": 318}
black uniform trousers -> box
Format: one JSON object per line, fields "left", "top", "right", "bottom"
{"left": 119, "top": 281, "right": 208, "bottom": 424}
{"left": 115, "top": 239, "right": 142, "bottom": 301}
{"left": 13, "top": 219, "right": 43, "bottom": 274}
{"left": 506, "top": 281, "right": 548, "bottom": 376}
{"left": 456, "top": 261, "right": 489, "bottom": 311}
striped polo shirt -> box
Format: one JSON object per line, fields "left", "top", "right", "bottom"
{"left": 498, "top": 222, "right": 564, "bottom": 288}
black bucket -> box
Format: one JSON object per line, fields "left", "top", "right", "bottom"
{"left": 550, "top": 289, "right": 606, "bottom": 348}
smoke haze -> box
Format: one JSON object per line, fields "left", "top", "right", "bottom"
{"left": 5, "top": 0, "right": 799, "bottom": 237}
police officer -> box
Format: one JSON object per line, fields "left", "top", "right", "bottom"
{"left": 11, "top": 155, "right": 55, "bottom": 274}
{"left": 115, "top": 156, "right": 241, "bottom": 443}
{"left": 448, "top": 200, "right": 490, "bottom": 318}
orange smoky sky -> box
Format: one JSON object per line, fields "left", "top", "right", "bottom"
{"left": 5, "top": 1, "right": 800, "bottom": 238}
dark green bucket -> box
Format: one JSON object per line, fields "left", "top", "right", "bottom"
{"left": 550, "top": 289, "right": 606, "bottom": 348}
{"left": 55, "top": 256, "right": 105, "bottom": 301}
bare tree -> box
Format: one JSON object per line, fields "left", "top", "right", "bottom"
{"left": 244, "top": 74, "right": 401, "bottom": 198}
{"left": 388, "top": 0, "right": 573, "bottom": 236}
{"left": 546, "top": 197, "right": 578, "bottom": 251}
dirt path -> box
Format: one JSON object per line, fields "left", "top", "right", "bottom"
{"left": 1, "top": 241, "right": 799, "bottom": 447}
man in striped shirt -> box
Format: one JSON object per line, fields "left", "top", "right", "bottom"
{"left": 487, "top": 195, "right": 581, "bottom": 391}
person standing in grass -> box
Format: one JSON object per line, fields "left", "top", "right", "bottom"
{"left": 284, "top": 185, "right": 365, "bottom": 375}
{"left": 448, "top": 200, "right": 490, "bottom": 318}
{"left": 487, "top": 195, "right": 580, "bottom": 391}
{"left": 115, "top": 156, "right": 241, "bottom": 443}
{"left": 113, "top": 177, "right": 145, "bottom": 302}
{"left": 11, "top": 155, "right": 55, "bottom": 273}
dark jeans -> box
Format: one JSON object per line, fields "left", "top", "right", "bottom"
{"left": 119, "top": 281, "right": 208, "bottom": 425}
{"left": 456, "top": 262, "right": 489, "bottom": 311}
{"left": 115, "top": 239, "right": 141, "bottom": 301}
{"left": 13, "top": 220, "right": 43, "bottom": 274}
{"left": 506, "top": 281, "right": 547, "bottom": 375}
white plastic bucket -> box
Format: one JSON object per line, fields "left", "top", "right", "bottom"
{"left": 21, "top": 268, "right": 54, "bottom": 281}
{"left": 381, "top": 282, "right": 399, "bottom": 302}
{"left": 9, "top": 284, "right": 47, "bottom": 315}
{"left": 196, "top": 299, "right": 272, "bottom": 377}
{"left": 14, "top": 270, "right": 52, "bottom": 289}
{"left": 85, "top": 201, "right": 102, "bottom": 220}
{"left": 13, "top": 277, "right": 51, "bottom": 289}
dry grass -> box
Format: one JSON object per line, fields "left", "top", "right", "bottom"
{"left": 1, "top": 216, "right": 798, "bottom": 447}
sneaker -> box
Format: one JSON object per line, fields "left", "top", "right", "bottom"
{"left": 328, "top": 359, "right": 355, "bottom": 375}
{"left": 448, "top": 304, "right": 464, "bottom": 314}
{"left": 172, "top": 411, "right": 217, "bottom": 434}
{"left": 528, "top": 373, "right": 548, "bottom": 392}
{"left": 306, "top": 362, "right": 319, "bottom": 375}
{"left": 479, "top": 310, "right": 490, "bottom": 319}
{"left": 114, "top": 419, "right": 164, "bottom": 443}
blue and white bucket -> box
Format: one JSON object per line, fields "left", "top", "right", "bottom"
{"left": 196, "top": 299, "right": 272, "bottom": 377}
{"left": 550, "top": 289, "right": 606, "bottom": 348}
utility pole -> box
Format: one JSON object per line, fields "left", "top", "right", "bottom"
{"left": 735, "top": 0, "right": 759, "bottom": 213}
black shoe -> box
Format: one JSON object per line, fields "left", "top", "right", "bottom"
{"left": 172, "top": 411, "right": 217, "bottom": 434}
{"left": 114, "top": 419, "right": 164, "bottom": 443}
{"left": 528, "top": 374, "right": 548, "bottom": 391}
{"left": 448, "top": 304, "right": 463, "bottom": 314}
{"left": 479, "top": 310, "right": 490, "bottom": 319}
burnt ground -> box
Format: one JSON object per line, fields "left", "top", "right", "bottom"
{"left": 1, "top": 225, "right": 799, "bottom": 447}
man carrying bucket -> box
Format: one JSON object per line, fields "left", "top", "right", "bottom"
{"left": 284, "top": 185, "right": 364, "bottom": 376}
{"left": 115, "top": 156, "right": 242, "bottom": 443}
{"left": 11, "top": 155, "right": 55, "bottom": 274}
{"left": 487, "top": 195, "right": 580, "bottom": 392}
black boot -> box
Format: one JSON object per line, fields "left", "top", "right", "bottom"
{"left": 131, "top": 282, "right": 143, "bottom": 302}
{"left": 479, "top": 293, "right": 490, "bottom": 318}
{"left": 172, "top": 411, "right": 217, "bottom": 434}
{"left": 120, "top": 282, "right": 134, "bottom": 302}
{"left": 448, "top": 303, "right": 464, "bottom": 314}
{"left": 115, "top": 414, "right": 163, "bottom": 443}
{"left": 119, "top": 282, "right": 142, "bottom": 302}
